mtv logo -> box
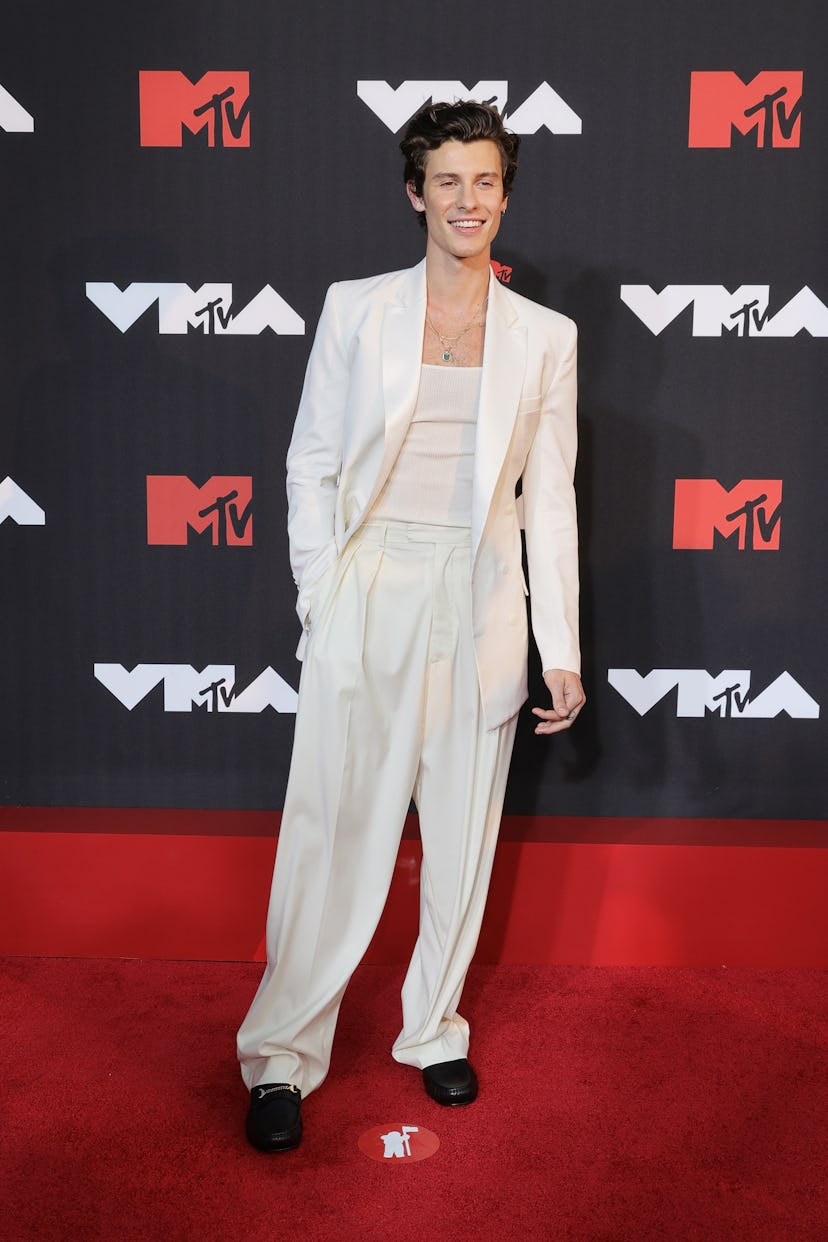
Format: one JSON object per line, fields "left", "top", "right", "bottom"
{"left": 491, "top": 260, "right": 512, "bottom": 285}
{"left": 147, "top": 476, "right": 253, "bottom": 546}
{"left": 86, "top": 283, "right": 304, "bottom": 335}
{"left": 139, "top": 71, "right": 250, "bottom": 147}
{"left": 0, "top": 477, "right": 45, "bottom": 525}
{"left": 0, "top": 82, "right": 34, "bottom": 132}
{"left": 94, "top": 664, "right": 298, "bottom": 713}
{"left": 357, "top": 80, "right": 581, "bottom": 134}
{"left": 689, "top": 71, "right": 802, "bottom": 148}
{"left": 673, "top": 480, "right": 782, "bottom": 550}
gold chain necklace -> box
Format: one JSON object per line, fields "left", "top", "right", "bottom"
{"left": 426, "top": 292, "right": 489, "bottom": 364}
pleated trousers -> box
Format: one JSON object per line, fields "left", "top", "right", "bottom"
{"left": 237, "top": 519, "right": 518, "bottom": 1097}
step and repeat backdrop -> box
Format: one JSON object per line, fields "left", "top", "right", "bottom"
{"left": 2, "top": 1, "right": 826, "bottom": 837}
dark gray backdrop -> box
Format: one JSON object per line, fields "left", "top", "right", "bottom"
{"left": 2, "top": 1, "right": 825, "bottom": 834}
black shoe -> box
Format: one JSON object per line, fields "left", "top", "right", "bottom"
{"left": 245, "top": 1083, "right": 302, "bottom": 1151}
{"left": 422, "top": 1058, "right": 478, "bottom": 1106}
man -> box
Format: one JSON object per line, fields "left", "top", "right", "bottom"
{"left": 237, "top": 100, "right": 585, "bottom": 1152}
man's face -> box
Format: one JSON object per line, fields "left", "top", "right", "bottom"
{"left": 406, "top": 139, "right": 507, "bottom": 262}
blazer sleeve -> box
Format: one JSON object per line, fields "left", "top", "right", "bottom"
{"left": 521, "top": 317, "right": 581, "bottom": 675}
{"left": 285, "top": 283, "right": 348, "bottom": 629}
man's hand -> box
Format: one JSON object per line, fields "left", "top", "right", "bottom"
{"left": 532, "top": 669, "right": 586, "bottom": 736}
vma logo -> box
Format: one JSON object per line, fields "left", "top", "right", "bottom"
{"left": 689, "top": 71, "right": 802, "bottom": 148}
{"left": 357, "top": 80, "right": 581, "bottom": 134}
{"left": 147, "top": 476, "right": 253, "bottom": 546}
{"left": 86, "top": 283, "right": 304, "bottom": 335}
{"left": 609, "top": 670, "right": 819, "bottom": 719}
{"left": 139, "top": 71, "right": 250, "bottom": 147}
{"left": 0, "top": 82, "right": 34, "bottom": 132}
{"left": 620, "top": 286, "right": 828, "bottom": 337}
{"left": 0, "top": 477, "right": 44, "bottom": 525}
{"left": 673, "top": 480, "right": 782, "bottom": 550}
{"left": 95, "top": 665, "right": 298, "bottom": 713}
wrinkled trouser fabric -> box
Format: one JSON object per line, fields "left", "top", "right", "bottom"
{"left": 236, "top": 519, "right": 518, "bottom": 1097}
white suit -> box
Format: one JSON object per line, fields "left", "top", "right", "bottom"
{"left": 288, "top": 258, "right": 580, "bottom": 724}
{"left": 237, "top": 259, "right": 580, "bottom": 1095}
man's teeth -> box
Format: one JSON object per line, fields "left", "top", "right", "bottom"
{"left": 451, "top": 220, "right": 483, "bottom": 229}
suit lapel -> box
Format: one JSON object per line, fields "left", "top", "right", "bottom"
{"left": 472, "top": 271, "right": 527, "bottom": 563}
{"left": 363, "top": 261, "right": 427, "bottom": 515}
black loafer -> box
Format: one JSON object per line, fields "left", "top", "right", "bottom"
{"left": 245, "top": 1083, "right": 302, "bottom": 1151}
{"left": 422, "top": 1058, "right": 478, "bottom": 1106}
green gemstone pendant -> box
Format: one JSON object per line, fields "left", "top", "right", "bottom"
{"left": 442, "top": 350, "right": 452, "bottom": 363}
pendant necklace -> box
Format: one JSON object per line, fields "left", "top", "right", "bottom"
{"left": 426, "top": 291, "right": 488, "bottom": 364}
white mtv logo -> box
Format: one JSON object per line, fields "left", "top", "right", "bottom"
{"left": 620, "top": 285, "right": 828, "bottom": 337}
{"left": 0, "top": 477, "right": 44, "bottom": 525}
{"left": 85, "top": 284, "right": 305, "bottom": 335}
{"left": 0, "top": 82, "right": 34, "bottom": 132}
{"left": 94, "top": 664, "right": 298, "bottom": 713}
{"left": 608, "top": 669, "right": 820, "bottom": 719}
{"left": 357, "top": 80, "right": 581, "bottom": 134}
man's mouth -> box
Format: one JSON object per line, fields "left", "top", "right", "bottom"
{"left": 450, "top": 219, "right": 485, "bottom": 231}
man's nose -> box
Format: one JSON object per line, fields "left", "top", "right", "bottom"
{"left": 455, "top": 183, "right": 478, "bottom": 210}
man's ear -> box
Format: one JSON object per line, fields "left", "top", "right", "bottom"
{"left": 405, "top": 180, "right": 425, "bottom": 213}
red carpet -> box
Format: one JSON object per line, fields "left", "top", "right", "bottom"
{"left": 1, "top": 957, "right": 825, "bottom": 1241}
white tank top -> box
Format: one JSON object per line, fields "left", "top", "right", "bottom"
{"left": 369, "top": 364, "right": 482, "bottom": 526}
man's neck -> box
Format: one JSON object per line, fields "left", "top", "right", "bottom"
{"left": 424, "top": 247, "right": 491, "bottom": 314}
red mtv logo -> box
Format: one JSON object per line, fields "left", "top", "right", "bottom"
{"left": 688, "top": 71, "right": 802, "bottom": 148}
{"left": 491, "top": 259, "right": 512, "bottom": 284}
{"left": 147, "top": 476, "right": 253, "bottom": 545}
{"left": 139, "top": 71, "right": 250, "bottom": 147}
{"left": 673, "top": 480, "right": 782, "bottom": 550}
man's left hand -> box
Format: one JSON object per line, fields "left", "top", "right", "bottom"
{"left": 532, "top": 669, "right": 586, "bottom": 735}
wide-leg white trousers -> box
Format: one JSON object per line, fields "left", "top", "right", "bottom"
{"left": 237, "top": 519, "right": 518, "bottom": 1097}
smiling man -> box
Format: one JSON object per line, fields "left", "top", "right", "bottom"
{"left": 237, "top": 100, "right": 585, "bottom": 1152}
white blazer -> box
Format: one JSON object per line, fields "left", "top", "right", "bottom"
{"left": 286, "top": 259, "right": 580, "bottom": 729}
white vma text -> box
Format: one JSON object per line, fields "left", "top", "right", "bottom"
{"left": 85, "top": 284, "right": 305, "bottom": 335}
{"left": 357, "top": 80, "right": 581, "bottom": 134}
{"left": 0, "top": 82, "right": 34, "bottom": 131}
{"left": 620, "top": 285, "right": 828, "bottom": 337}
{"left": 608, "top": 670, "right": 820, "bottom": 719}
{"left": 0, "top": 478, "right": 45, "bottom": 525}
{"left": 95, "top": 665, "right": 299, "bottom": 713}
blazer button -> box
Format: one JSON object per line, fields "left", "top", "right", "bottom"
{"left": 504, "top": 504, "right": 515, "bottom": 516}
{"left": 500, "top": 563, "right": 510, "bottom": 575}
{"left": 508, "top": 613, "right": 518, "bottom": 625}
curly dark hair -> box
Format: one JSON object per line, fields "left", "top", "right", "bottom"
{"left": 400, "top": 100, "right": 520, "bottom": 226}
